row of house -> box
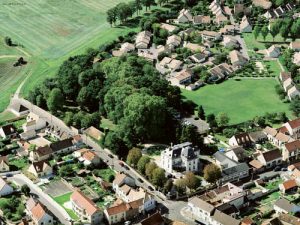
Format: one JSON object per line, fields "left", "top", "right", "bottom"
{"left": 279, "top": 71, "right": 300, "bottom": 100}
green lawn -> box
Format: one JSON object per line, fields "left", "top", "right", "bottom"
{"left": 97, "top": 168, "right": 115, "bottom": 182}
{"left": 181, "top": 79, "right": 293, "bottom": 124}
{"left": 53, "top": 192, "right": 79, "bottom": 220}
{"left": 0, "top": 0, "right": 139, "bottom": 112}
{"left": 262, "top": 60, "right": 283, "bottom": 76}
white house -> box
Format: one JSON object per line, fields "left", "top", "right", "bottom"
{"left": 282, "top": 118, "right": 300, "bottom": 139}
{"left": 0, "top": 156, "right": 9, "bottom": 172}
{"left": 27, "top": 161, "right": 53, "bottom": 178}
{"left": 188, "top": 197, "right": 215, "bottom": 224}
{"left": 113, "top": 173, "right": 136, "bottom": 194}
{"left": 229, "top": 50, "right": 248, "bottom": 68}
{"left": 267, "top": 45, "right": 281, "bottom": 58}
{"left": 71, "top": 190, "right": 103, "bottom": 225}
{"left": 166, "top": 35, "right": 182, "bottom": 50}
{"left": 26, "top": 198, "right": 54, "bottom": 225}
{"left": 257, "top": 149, "right": 282, "bottom": 168}
{"left": 0, "top": 177, "right": 13, "bottom": 197}
{"left": 283, "top": 78, "right": 293, "bottom": 92}
{"left": 288, "top": 86, "right": 300, "bottom": 100}
{"left": 282, "top": 140, "right": 300, "bottom": 161}
{"left": 135, "top": 31, "right": 151, "bottom": 49}
{"left": 160, "top": 142, "right": 200, "bottom": 173}
{"left": 23, "top": 112, "right": 47, "bottom": 132}
{"left": 223, "top": 36, "right": 240, "bottom": 48}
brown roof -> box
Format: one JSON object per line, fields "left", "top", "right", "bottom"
{"left": 280, "top": 72, "right": 291, "bottom": 82}
{"left": 279, "top": 213, "right": 300, "bottom": 225}
{"left": 50, "top": 138, "right": 73, "bottom": 152}
{"left": 0, "top": 156, "right": 8, "bottom": 164}
{"left": 287, "top": 118, "right": 300, "bottom": 129}
{"left": 71, "top": 190, "right": 100, "bottom": 216}
{"left": 32, "top": 160, "right": 50, "bottom": 173}
{"left": 85, "top": 126, "right": 103, "bottom": 140}
{"left": 82, "top": 151, "right": 98, "bottom": 161}
{"left": 31, "top": 202, "right": 47, "bottom": 221}
{"left": 282, "top": 179, "right": 297, "bottom": 190}
{"left": 285, "top": 140, "right": 300, "bottom": 152}
{"left": 261, "top": 149, "right": 281, "bottom": 162}
{"left": 290, "top": 42, "right": 300, "bottom": 50}
{"left": 141, "top": 212, "right": 164, "bottom": 225}
{"left": 275, "top": 132, "right": 290, "bottom": 142}
{"left": 36, "top": 146, "right": 53, "bottom": 157}
{"left": 106, "top": 199, "right": 143, "bottom": 216}
{"left": 73, "top": 135, "right": 82, "bottom": 142}
{"left": 241, "top": 217, "right": 254, "bottom": 225}
{"left": 113, "top": 173, "right": 127, "bottom": 186}
{"left": 249, "top": 159, "right": 263, "bottom": 169}
{"left": 263, "top": 126, "right": 278, "bottom": 137}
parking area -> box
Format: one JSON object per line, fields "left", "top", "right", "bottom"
{"left": 44, "top": 180, "right": 73, "bottom": 197}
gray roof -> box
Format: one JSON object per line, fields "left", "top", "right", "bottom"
{"left": 168, "top": 142, "right": 199, "bottom": 159}
{"left": 226, "top": 146, "right": 246, "bottom": 161}
{"left": 212, "top": 210, "right": 240, "bottom": 225}
{"left": 222, "top": 162, "right": 249, "bottom": 176}
{"left": 249, "top": 131, "right": 267, "bottom": 142}
{"left": 274, "top": 198, "right": 295, "bottom": 212}
{"left": 189, "top": 197, "right": 214, "bottom": 213}
{"left": 214, "top": 151, "right": 238, "bottom": 168}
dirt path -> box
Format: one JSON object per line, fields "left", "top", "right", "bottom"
{"left": 0, "top": 55, "right": 19, "bottom": 59}
{"left": 16, "top": 47, "right": 31, "bottom": 57}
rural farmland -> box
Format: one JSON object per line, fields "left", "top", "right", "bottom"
{"left": 0, "top": 0, "right": 136, "bottom": 112}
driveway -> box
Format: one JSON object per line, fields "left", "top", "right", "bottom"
{"left": 8, "top": 174, "right": 71, "bottom": 225}
{"left": 234, "top": 35, "right": 250, "bottom": 60}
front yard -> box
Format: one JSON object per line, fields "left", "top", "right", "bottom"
{"left": 53, "top": 192, "right": 79, "bottom": 221}
{"left": 181, "top": 79, "right": 292, "bottom": 124}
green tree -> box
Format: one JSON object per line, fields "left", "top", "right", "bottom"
{"left": 47, "top": 88, "right": 64, "bottom": 113}
{"left": 261, "top": 26, "right": 269, "bottom": 41}
{"left": 137, "top": 156, "right": 150, "bottom": 174}
{"left": 163, "top": 179, "right": 173, "bottom": 193}
{"left": 270, "top": 20, "right": 281, "bottom": 41}
{"left": 290, "top": 97, "right": 300, "bottom": 116}
{"left": 216, "top": 112, "right": 230, "bottom": 127}
{"left": 291, "top": 19, "right": 300, "bottom": 40}
{"left": 142, "top": 0, "right": 155, "bottom": 10}
{"left": 198, "top": 105, "right": 205, "bottom": 120}
{"left": 151, "top": 168, "right": 166, "bottom": 187}
{"left": 280, "top": 23, "right": 289, "bottom": 41}
{"left": 185, "top": 172, "right": 200, "bottom": 190}
{"left": 64, "top": 112, "right": 74, "bottom": 126}
{"left": 145, "top": 162, "right": 157, "bottom": 179}
{"left": 21, "top": 184, "right": 30, "bottom": 196}
{"left": 203, "top": 163, "right": 221, "bottom": 183}
{"left": 253, "top": 26, "right": 261, "bottom": 40}
{"left": 126, "top": 148, "right": 142, "bottom": 167}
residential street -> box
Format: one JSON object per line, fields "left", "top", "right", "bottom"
{"left": 8, "top": 174, "right": 72, "bottom": 225}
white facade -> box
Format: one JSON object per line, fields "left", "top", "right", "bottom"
{"left": 161, "top": 142, "right": 200, "bottom": 173}
{"left": 23, "top": 112, "right": 47, "bottom": 132}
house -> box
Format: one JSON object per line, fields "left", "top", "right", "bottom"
{"left": 81, "top": 151, "right": 101, "bottom": 166}
{"left": 159, "top": 57, "right": 183, "bottom": 71}
{"left": 214, "top": 151, "right": 238, "bottom": 169}
{"left": 263, "top": 126, "right": 278, "bottom": 142}
{"left": 104, "top": 199, "right": 143, "bottom": 225}
{"left": 0, "top": 177, "right": 13, "bottom": 197}
{"left": 267, "top": 45, "right": 281, "bottom": 58}
{"left": 141, "top": 212, "right": 164, "bottom": 225}
{"left": 188, "top": 197, "right": 215, "bottom": 224}
{"left": 27, "top": 160, "right": 53, "bottom": 178}
{"left": 170, "top": 69, "right": 193, "bottom": 86}
{"left": 29, "top": 146, "right": 53, "bottom": 162}
{"left": 257, "top": 149, "right": 282, "bottom": 168}
{"left": 274, "top": 198, "right": 300, "bottom": 214}
{"left": 50, "top": 138, "right": 76, "bottom": 155}
{"left": 219, "top": 25, "right": 237, "bottom": 35}
{"left": 225, "top": 146, "right": 247, "bottom": 162}
{"left": 9, "top": 103, "right": 29, "bottom": 117}
{"left": 282, "top": 140, "right": 300, "bottom": 161}
{"left": 288, "top": 86, "right": 300, "bottom": 100}
{"left": 290, "top": 42, "right": 300, "bottom": 52}
{"left": 72, "top": 134, "right": 83, "bottom": 148}
{"left": 160, "top": 23, "right": 178, "bottom": 33}
{"left": 23, "top": 112, "right": 47, "bottom": 132}
{"left": 220, "top": 162, "right": 249, "bottom": 183}
{"left": 184, "top": 42, "right": 206, "bottom": 53}
{"left": 293, "top": 52, "right": 300, "bottom": 65}
{"left": 26, "top": 198, "right": 53, "bottom": 225}
{"left": 200, "top": 30, "right": 222, "bottom": 42}
{"left": 279, "top": 72, "right": 291, "bottom": 83}
{"left": 223, "top": 36, "right": 240, "bottom": 48}
{"left": 208, "top": 63, "right": 235, "bottom": 82}
{"left": 240, "top": 16, "right": 252, "bottom": 33}
{"left": 113, "top": 173, "right": 136, "bottom": 194}
{"left": 193, "top": 15, "right": 211, "bottom": 25}
{"left": 0, "top": 124, "right": 17, "bottom": 139}
{"left": 85, "top": 126, "right": 104, "bottom": 141}
{"left": 215, "top": 14, "right": 229, "bottom": 26}
{"left": 166, "top": 35, "right": 182, "bottom": 49}
{"left": 282, "top": 118, "right": 300, "bottom": 139}
{"left": 248, "top": 131, "right": 267, "bottom": 144}
{"left": 160, "top": 142, "right": 200, "bottom": 173}
{"left": 113, "top": 42, "right": 135, "bottom": 56}
{"left": 273, "top": 132, "right": 293, "bottom": 148}
{"left": 0, "top": 156, "right": 9, "bottom": 172}
{"left": 252, "top": 0, "right": 272, "bottom": 10}
{"left": 71, "top": 190, "right": 103, "bottom": 225}
{"left": 189, "top": 53, "right": 207, "bottom": 63}
{"left": 270, "top": 214, "right": 300, "bottom": 225}
{"left": 212, "top": 210, "right": 240, "bottom": 225}
{"left": 283, "top": 78, "right": 293, "bottom": 92}
{"left": 209, "top": 0, "right": 223, "bottom": 16}
{"left": 177, "top": 9, "right": 193, "bottom": 23}
{"left": 135, "top": 31, "right": 151, "bottom": 49}
{"left": 279, "top": 179, "right": 298, "bottom": 194}
{"left": 229, "top": 132, "right": 252, "bottom": 147}
{"left": 229, "top": 50, "right": 248, "bottom": 68}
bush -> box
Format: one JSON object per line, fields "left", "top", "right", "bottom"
{"left": 4, "top": 36, "right": 12, "bottom": 46}
{"left": 253, "top": 47, "right": 259, "bottom": 51}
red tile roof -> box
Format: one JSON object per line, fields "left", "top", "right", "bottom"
{"left": 71, "top": 190, "right": 100, "bottom": 216}
{"left": 285, "top": 140, "right": 300, "bottom": 152}
{"left": 282, "top": 179, "right": 297, "bottom": 190}
{"left": 287, "top": 118, "right": 300, "bottom": 129}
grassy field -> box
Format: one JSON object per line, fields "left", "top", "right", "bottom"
{"left": 181, "top": 79, "right": 293, "bottom": 124}
{"left": 0, "top": 0, "right": 138, "bottom": 112}
{"left": 262, "top": 60, "right": 283, "bottom": 75}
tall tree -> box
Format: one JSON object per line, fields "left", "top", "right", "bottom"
{"left": 126, "top": 148, "right": 142, "bottom": 167}
{"left": 47, "top": 88, "right": 64, "bottom": 113}
{"left": 142, "top": 0, "right": 155, "bottom": 11}
{"left": 137, "top": 156, "right": 150, "bottom": 174}
{"left": 151, "top": 168, "right": 166, "bottom": 187}
{"left": 270, "top": 20, "right": 281, "bottom": 41}
{"left": 198, "top": 105, "right": 205, "bottom": 120}
{"left": 203, "top": 163, "right": 221, "bottom": 184}
{"left": 261, "top": 26, "right": 269, "bottom": 41}
{"left": 253, "top": 26, "right": 261, "bottom": 40}
{"left": 216, "top": 112, "right": 230, "bottom": 127}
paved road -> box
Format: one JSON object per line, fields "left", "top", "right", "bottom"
{"left": 8, "top": 174, "right": 71, "bottom": 225}
{"left": 234, "top": 35, "right": 250, "bottom": 60}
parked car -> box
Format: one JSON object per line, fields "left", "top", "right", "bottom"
{"left": 124, "top": 165, "right": 130, "bottom": 170}
{"left": 108, "top": 154, "right": 114, "bottom": 158}
{"left": 119, "top": 161, "right": 124, "bottom": 167}
{"left": 148, "top": 186, "right": 154, "bottom": 191}
{"left": 281, "top": 168, "right": 287, "bottom": 171}
{"left": 137, "top": 178, "right": 144, "bottom": 183}
{"left": 125, "top": 221, "right": 131, "bottom": 225}
{"left": 273, "top": 166, "right": 281, "bottom": 171}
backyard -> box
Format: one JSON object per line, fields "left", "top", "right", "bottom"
{"left": 0, "top": 0, "right": 138, "bottom": 112}
{"left": 53, "top": 192, "right": 79, "bottom": 220}
{"left": 181, "top": 79, "right": 293, "bottom": 124}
